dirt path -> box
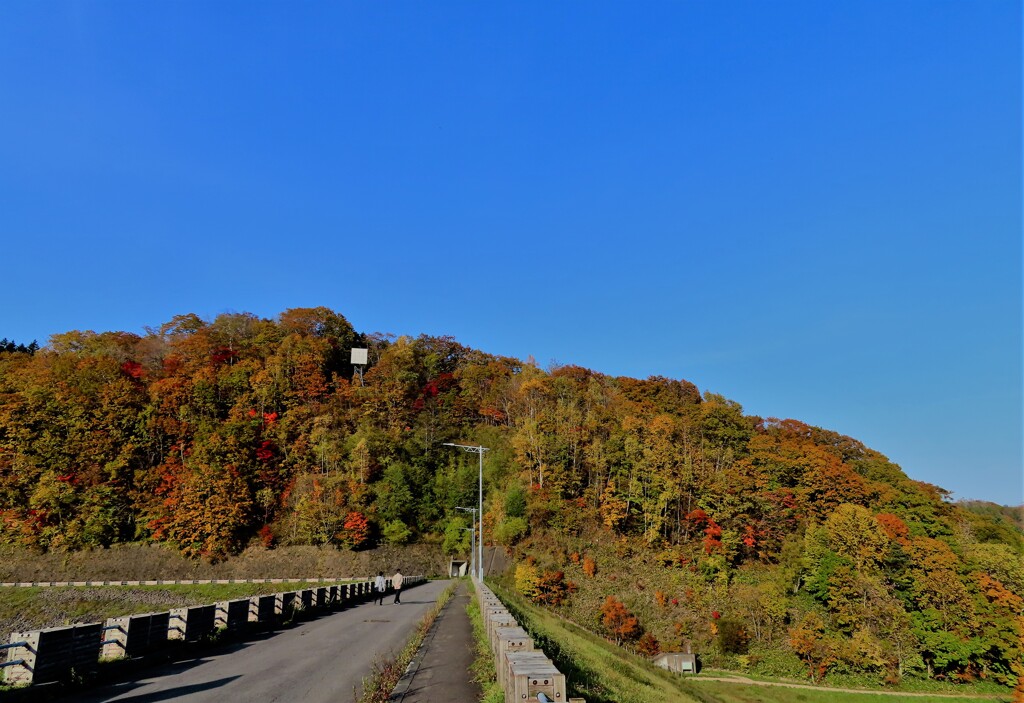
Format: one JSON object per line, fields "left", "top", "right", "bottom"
{"left": 692, "top": 674, "right": 1009, "bottom": 700}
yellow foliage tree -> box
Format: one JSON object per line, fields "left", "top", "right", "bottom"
{"left": 515, "top": 561, "right": 540, "bottom": 600}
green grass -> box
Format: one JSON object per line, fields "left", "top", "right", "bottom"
{"left": 490, "top": 581, "right": 704, "bottom": 703}
{"left": 465, "top": 580, "right": 504, "bottom": 703}
{"left": 688, "top": 680, "right": 1013, "bottom": 703}
{"left": 698, "top": 668, "right": 1011, "bottom": 699}
{"left": 488, "top": 582, "right": 1012, "bottom": 703}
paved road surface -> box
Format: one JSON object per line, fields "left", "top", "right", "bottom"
{"left": 71, "top": 579, "right": 452, "bottom": 703}
{"left": 392, "top": 581, "right": 479, "bottom": 702}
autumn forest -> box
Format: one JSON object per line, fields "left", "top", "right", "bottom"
{"left": 0, "top": 307, "right": 1020, "bottom": 692}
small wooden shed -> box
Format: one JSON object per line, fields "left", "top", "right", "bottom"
{"left": 652, "top": 652, "right": 699, "bottom": 675}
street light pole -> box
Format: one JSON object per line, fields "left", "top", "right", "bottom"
{"left": 444, "top": 443, "right": 489, "bottom": 581}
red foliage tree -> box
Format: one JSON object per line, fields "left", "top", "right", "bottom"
{"left": 637, "top": 632, "right": 661, "bottom": 656}
{"left": 340, "top": 511, "right": 370, "bottom": 549}
{"left": 534, "top": 570, "right": 575, "bottom": 606}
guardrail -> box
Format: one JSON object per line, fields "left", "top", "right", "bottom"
{"left": 1, "top": 575, "right": 425, "bottom": 688}
{"left": 472, "top": 577, "right": 584, "bottom": 703}
{"left": 0, "top": 577, "right": 385, "bottom": 587}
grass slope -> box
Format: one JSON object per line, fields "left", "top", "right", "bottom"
{"left": 491, "top": 581, "right": 703, "bottom": 703}
{"left": 689, "top": 679, "right": 1012, "bottom": 703}
{"left": 490, "top": 583, "right": 1011, "bottom": 703}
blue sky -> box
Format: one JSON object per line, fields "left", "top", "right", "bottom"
{"left": 1, "top": 2, "right": 1020, "bottom": 504}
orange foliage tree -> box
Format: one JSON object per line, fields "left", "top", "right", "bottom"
{"left": 601, "top": 595, "right": 641, "bottom": 646}
{"left": 790, "top": 612, "right": 838, "bottom": 682}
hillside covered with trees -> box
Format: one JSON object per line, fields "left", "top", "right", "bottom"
{"left": 0, "top": 307, "right": 1020, "bottom": 691}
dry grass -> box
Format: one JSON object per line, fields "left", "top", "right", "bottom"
{"left": 0, "top": 543, "right": 448, "bottom": 583}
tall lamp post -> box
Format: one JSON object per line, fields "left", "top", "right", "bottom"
{"left": 444, "top": 443, "right": 488, "bottom": 581}
{"left": 456, "top": 506, "right": 477, "bottom": 578}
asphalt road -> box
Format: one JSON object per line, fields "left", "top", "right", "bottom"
{"left": 71, "top": 579, "right": 453, "bottom": 703}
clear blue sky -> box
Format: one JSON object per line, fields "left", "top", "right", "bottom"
{"left": 1, "top": 2, "right": 1020, "bottom": 504}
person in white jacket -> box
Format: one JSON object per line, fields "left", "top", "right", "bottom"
{"left": 392, "top": 570, "right": 404, "bottom": 604}
{"left": 375, "top": 571, "right": 387, "bottom": 605}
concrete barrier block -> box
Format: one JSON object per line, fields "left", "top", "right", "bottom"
{"left": 3, "top": 631, "right": 39, "bottom": 686}
{"left": 214, "top": 599, "right": 249, "bottom": 631}
{"left": 101, "top": 617, "right": 130, "bottom": 660}
{"left": 4, "top": 623, "right": 102, "bottom": 686}
{"left": 168, "top": 605, "right": 215, "bottom": 642}
{"left": 505, "top": 652, "right": 565, "bottom": 703}
{"left": 279, "top": 591, "right": 298, "bottom": 618}
{"left": 249, "top": 594, "right": 276, "bottom": 623}
{"left": 493, "top": 627, "right": 533, "bottom": 687}
{"left": 102, "top": 612, "right": 170, "bottom": 660}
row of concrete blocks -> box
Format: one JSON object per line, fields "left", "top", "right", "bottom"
{"left": 1, "top": 576, "right": 424, "bottom": 687}
{"left": 473, "top": 579, "right": 583, "bottom": 703}
{"left": 0, "top": 577, "right": 373, "bottom": 587}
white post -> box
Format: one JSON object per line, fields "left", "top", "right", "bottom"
{"left": 478, "top": 446, "right": 484, "bottom": 581}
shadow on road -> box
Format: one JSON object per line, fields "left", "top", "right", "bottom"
{"left": 90, "top": 676, "right": 241, "bottom": 703}
{"left": 388, "top": 600, "right": 432, "bottom": 605}
{"left": 45, "top": 626, "right": 295, "bottom": 702}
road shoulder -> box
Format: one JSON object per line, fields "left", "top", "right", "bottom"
{"left": 391, "top": 580, "right": 479, "bottom": 702}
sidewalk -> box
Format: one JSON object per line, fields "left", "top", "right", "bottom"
{"left": 392, "top": 580, "right": 481, "bottom": 702}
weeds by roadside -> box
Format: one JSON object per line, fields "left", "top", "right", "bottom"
{"left": 466, "top": 580, "right": 503, "bottom": 703}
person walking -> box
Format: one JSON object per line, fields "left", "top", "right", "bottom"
{"left": 375, "top": 571, "right": 386, "bottom": 605}
{"left": 392, "top": 569, "right": 404, "bottom": 604}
